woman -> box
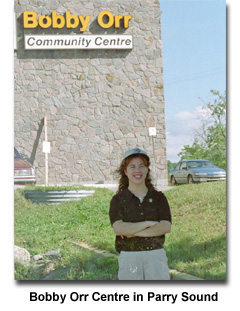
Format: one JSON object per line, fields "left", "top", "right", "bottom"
{"left": 109, "top": 148, "right": 172, "bottom": 280}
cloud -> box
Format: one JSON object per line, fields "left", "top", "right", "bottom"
{"left": 166, "top": 106, "right": 211, "bottom": 162}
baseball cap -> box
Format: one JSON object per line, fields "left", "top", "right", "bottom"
{"left": 122, "top": 148, "right": 149, "bottom": 161}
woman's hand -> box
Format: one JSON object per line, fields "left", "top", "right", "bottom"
{"left": 118, "top": 221, "right": 159, "bottom": 238}
{"left": 118, "top": 221, "right": 171, "bottom": 238}
{"left": 113, "top": 219, "right": 158, "bottom": 237}
{"left": 146, "top": 220, "right": 159, "bottom": 228}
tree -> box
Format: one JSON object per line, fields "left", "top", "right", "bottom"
{"left": 167, "top": 160, "right": 178, "bottom": 173}
{"left": 178, "top": 90, "right": 226, "bottom": 169}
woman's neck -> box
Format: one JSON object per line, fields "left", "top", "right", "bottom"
{"left": 128, "top": 183, "right": 148, "bottom": 197}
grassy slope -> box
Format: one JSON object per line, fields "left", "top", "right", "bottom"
{"left": 164, "top": 181, "right": 226, "bottom": 280}
{"left": 14, "top": 181, "right": 226, "bottom": 280}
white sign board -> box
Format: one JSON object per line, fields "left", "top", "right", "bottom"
{"left": 149, "top": 127, "right": 156, "bottom": 136}
{"left": 43, "top": 141, "right": 50, "bottom": 153}
{"left": 24, "top": 35, "right": 133, "bottom": 50}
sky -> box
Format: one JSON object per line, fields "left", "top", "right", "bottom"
{"left": 160, "top": 0, "right": 226, "bottom": 162}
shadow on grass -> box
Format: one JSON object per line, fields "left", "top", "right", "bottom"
{"left": 15, "top": 248, "right": 119, "bottom": 281}
{"left": 166, "top": 235, "right": 226, "bottom": 280}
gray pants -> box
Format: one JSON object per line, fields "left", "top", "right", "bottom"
{"left": 118, "top": 248, "right": 170, "bottom": 280}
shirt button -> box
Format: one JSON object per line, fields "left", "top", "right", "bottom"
{"left": 140, "top": 212, "right": 143, "bottom": 215}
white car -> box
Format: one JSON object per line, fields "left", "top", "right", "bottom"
{"left": 169, "top": 160, "right": 226, "bottom": 185}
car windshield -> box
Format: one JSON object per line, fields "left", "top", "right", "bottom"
{"left": 187, "top": 161, "right": 216, "bottom": 169}
{"left": 174, "top": 163, "right": 180, "bottom": 170}
{"left": 14, "top": 148, "right": 21, "bottom": 158}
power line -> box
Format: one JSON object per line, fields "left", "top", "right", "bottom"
{"left": 164, "top": 68, "right": 224, "bottom": 86}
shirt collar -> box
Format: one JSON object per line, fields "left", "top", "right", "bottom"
{"left": 123, "top": 187, "right": 154, "bottom": 200}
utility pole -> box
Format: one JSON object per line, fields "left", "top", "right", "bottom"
{"left": 43, "top": 116, "right": 49, "bottom": 186}
{"left": 149, "top": 127, "right": 157, "bottom": 185}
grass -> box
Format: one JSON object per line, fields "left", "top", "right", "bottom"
{"left": 14, "top": 186, "right": 118, "bottom": 280}
{"left": 14, "top": 182, "right": 226, "bottom": 280}
{"left": 164, "top": 181, "right": 226, "bottom": 280}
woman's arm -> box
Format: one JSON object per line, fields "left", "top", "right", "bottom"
{"left": 132, "top": 220, "right": 171, "bottom": 238}
{"left": 112, "top": 220, "right": 159, "bottom": 236}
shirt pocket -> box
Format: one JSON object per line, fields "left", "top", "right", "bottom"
{"left": 143, "top": 204, "right": 159, "bottom": 221}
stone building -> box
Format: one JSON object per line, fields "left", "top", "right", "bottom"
{"left": 14, "top": 0, "right": 167, "bottom": 187}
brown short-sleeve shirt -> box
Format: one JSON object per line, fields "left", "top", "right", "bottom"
{"left": 109, "top": 187, "right": 172, "bottom": 253}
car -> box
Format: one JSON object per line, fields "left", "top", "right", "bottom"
{"left": 169, "top": 159, "right": 226, "bottom": 185}
{"left": 14, "top": 148, "right": 36, "bottom": 184}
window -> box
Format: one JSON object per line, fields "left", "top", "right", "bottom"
{"left": 174, "top": 163, "right": 180, "bottom": 170}
{"left": 180, "top": 162, "right": 187, "bottom": 170}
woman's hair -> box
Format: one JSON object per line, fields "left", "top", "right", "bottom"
{"left": 116, "top": 154, "right": 155, "bottom": 193}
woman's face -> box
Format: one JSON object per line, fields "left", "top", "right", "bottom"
{"left": 124, "top": 157, "right": 149, "bottom": 187}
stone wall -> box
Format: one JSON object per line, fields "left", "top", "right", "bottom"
{"left": 14, "top": 0, "right": 167, "bottom": 186}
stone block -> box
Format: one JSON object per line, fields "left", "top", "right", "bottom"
{"left": 14, "top": 0, "right": 167, "bottom": 186}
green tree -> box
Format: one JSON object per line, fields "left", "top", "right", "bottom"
{"left": 178, "top": 90, "right": 226, "bottom": 170}
{"left": 167, "top": 160, "right": 178, "bottom": 173}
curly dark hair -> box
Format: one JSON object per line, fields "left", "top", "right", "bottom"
{"left": 116, "top": 154, "right": 155, "bottom": 194}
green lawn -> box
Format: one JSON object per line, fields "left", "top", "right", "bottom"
{"left": 164, "top": 181, "right": 226, "bottom": 280}
{"left": 14, "top": 181, "right": 226, "bottom": 280}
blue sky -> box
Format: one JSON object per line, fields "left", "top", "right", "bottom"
{"left": 160, "top": 0, "right": 226, "bottom": 162}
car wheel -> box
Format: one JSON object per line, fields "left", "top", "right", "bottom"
{"left": 171, "top": 176, "right": 177, "bottom": 185}
{"left": 187, "top": 175, "right": 194, "bottom": 184}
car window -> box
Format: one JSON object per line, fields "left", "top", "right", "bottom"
{"left": 180, "top": 162, "right": 187, "bottom": 170}
{"left": 203, "top": 161, "right": 215, "bottom": 168}
{"left": 188, "top": 161, "right": 199, "bottom": 168}
{"left": 14, "top": 148, "right": 21, "bottom": 158}
{"left": 187, "top": 161, "right": 216, "bottom": 168}
{"left": 174, "top": 163, "right": 180, "bottom": 170}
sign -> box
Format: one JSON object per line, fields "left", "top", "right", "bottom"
{"left": 21, "top": 10, "right": 133, "bottom": 51}
{"left": 23, "top": 11, "right": 132, "bottom": 31}
{"left": 24, "top": 35, "right": 133, "bottom": 50}
{"left": 149, "top": 127, "right": 157, "bottom": 136}
{"left": 43, "top": 141, "right": 50, "bottom": 153}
